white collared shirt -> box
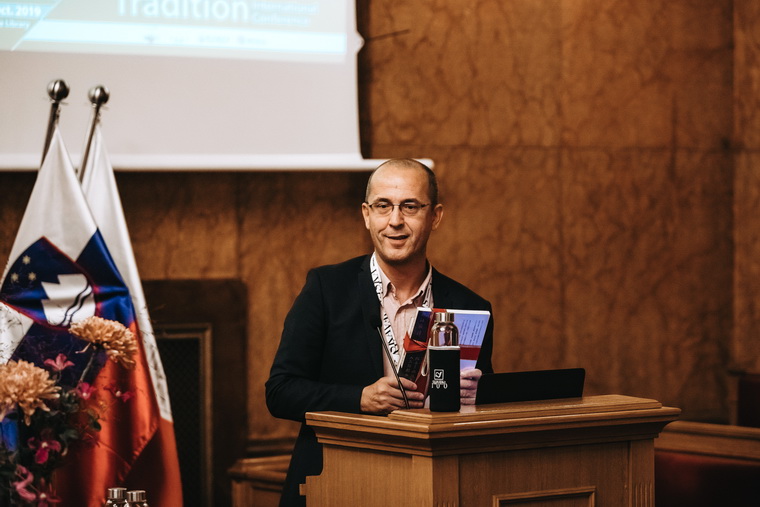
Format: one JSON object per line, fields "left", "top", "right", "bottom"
{"left": 376, "top": 264, "right": 433, "bottom": 376}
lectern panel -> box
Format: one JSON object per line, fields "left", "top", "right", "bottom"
{"left": 458, "top": 444, "right": 622, "bottom": 505}
{"left": 304, "top": 396, "right": 679, "bottom": 506}
{"left": 495, "top": 486, "right": 595, "bottom": 506}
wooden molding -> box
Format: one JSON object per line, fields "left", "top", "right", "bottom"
{"left": 655, "top": 420, "right": 760, "bottom": 461}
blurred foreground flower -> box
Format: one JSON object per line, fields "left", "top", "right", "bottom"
{"left": 0, "top": 316, "right": 139, "bottom": 504}
{"left": 28, "top": 430, "right": 62, "bottom": 465}
{"left": 70, "top": 316, "right": 138, "bottom": 370}
{"left": 12, "top": 465, "right": 35, "bottom": 503}
{"left": 0, "top": 361, "right": 60, "bottom": 425}
{"left": 43, "top": 354, "right": 74, "bottom": 373}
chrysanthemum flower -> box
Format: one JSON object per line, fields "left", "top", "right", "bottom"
{"left": 0, "top": 360, "right": 61, "bottom": 425}
{"left": 69, "top": 316, "right": 138, "bottom": 370}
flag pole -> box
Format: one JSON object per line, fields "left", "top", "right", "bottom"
{"left": 41, "top": 79, "right": 69, "bottom": 165}
{"left": 79, "top": 85, "right": 110, "bottom": 182}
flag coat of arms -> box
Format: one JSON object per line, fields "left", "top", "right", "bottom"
{"left": 0, "top": 127, "right": 182, "bottom": 506}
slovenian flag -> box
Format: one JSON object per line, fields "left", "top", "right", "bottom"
{"left": 0, "top": 127, "right": 182, "bottom": 506}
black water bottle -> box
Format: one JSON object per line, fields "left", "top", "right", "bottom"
{"left": 428, "top": 311, "right": 460, "bottom": 412}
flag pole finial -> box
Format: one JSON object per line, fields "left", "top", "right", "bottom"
{"left": 79, "top": 85, "right": 110, "bottom": 182}
{"left": 41, "top": 79, "right": 70, "bottom": 166}
{"left": 88, "top": 85, "right": 110, "bottom": 107}
{"left": 47, "top": 79, "right": 70, "bottom": 101}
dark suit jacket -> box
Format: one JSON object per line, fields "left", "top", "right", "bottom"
{"left": 265, "top": 255, "right": 494, "bottom": 507}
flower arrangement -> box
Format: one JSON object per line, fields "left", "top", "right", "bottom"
{"left": 0, "top": 316, "right": 137, "bottom": 506}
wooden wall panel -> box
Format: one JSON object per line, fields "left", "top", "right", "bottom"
{"left": 0, "top": 173, "right": 34, "bottom": 256}
{"left": 734, "top": 0, "right": 760, "bottom": 150}
{"left": 236, "top": 172, "right": 371, "bottom": 441}
{"left": 733, "top": 1, "right": 760, "bottom": 375}
{"left": 734, "top": 152, "right": 760, "bottom": 374}
{"left": 359, "top": 0, "right": 733, "bottom": 423}
{"left": 422, "top": 147, "right": 564, "bottom": 374}
{"left": 561, "top": 148, "right": 732, "bottom": 418}
{"left": 0, "top": 0, "right": 751, "bottom": 454}
{"left": 358, "top": 0, "right": 562, "bottom": 149}
{"left": 116, "top": 172, "right": 241, "bottom": 279}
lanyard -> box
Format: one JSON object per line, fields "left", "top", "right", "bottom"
{"left": 369, "top": 253, "right": 432, "bottom": 367}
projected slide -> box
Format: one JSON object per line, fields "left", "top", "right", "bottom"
{"left": 0, "top": 0, "right": 347, "bottom": 61}
{"left": 0, "top": 0, "right": 365, "bottom": 170}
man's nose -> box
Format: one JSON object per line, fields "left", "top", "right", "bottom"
{"left": 388, "top": 205, "right": 405, "bottom": 225}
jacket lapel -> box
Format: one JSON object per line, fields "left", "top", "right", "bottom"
{"left": 431, "top": 268, "right": 454, "bottom": 309}
{"left": 359, "top": 255, "right": 384, "bottom": 378}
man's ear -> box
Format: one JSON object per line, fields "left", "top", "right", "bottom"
{"left": 431, "top": 204, "right": 444, "bottom": 230}
{"left": 362, "top": 202, "right": 371, "bottom": 230}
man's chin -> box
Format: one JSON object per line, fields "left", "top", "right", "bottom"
{"left": 376, "top": 249, "right": 419, "bottom": 267}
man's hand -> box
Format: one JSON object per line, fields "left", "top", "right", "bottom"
{"left": 361, "top": 376, "right": 425, "bottom": 414}
{"left": 460, "top": 368, "right": 483, "bottom": 405}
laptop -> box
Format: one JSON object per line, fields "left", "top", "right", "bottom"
{"left": 475, "top": 368, "right": 586, "bottom": 405}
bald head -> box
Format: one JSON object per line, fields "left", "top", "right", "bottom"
{"left": 365, "top": 159, "right": 439, "bottom": 205}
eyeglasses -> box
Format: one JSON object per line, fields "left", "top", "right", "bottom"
{"left": 366, "top": 201, "right": 430, "bottom": 217}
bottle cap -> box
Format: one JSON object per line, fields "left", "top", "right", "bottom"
{"left": 107, "top": 487, "right": 126, "bottom": 499}
{"left": 434, "top": 311, "right": 454, "bottom": 323}
{"left": 127, "top": 490, "right": 147, "bottom": 502}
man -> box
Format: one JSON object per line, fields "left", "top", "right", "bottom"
{"left": 265, "top": 158, "right": 494, "bottom": 506}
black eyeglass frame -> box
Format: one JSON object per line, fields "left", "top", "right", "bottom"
{"left": 364, "top": 200, "right": 432, "bottom": 217}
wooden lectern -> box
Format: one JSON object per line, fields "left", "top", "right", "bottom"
{"left": 302, "top": 395, "right": 680, "bottom": 506}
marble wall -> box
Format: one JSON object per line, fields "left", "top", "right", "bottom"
{"left": 357, "top": 0, "right": 734, "bottom": 423}
{"left": 734, "top": 0, "right": 760, "bottom": 375}
{"left": 0, "top": 0, "right": 750, "bottom": 451}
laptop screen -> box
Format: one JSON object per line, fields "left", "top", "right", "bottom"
{"left": 475, "top": 368, "right": 586, "bottom": 405}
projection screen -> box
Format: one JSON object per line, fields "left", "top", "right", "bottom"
{"left": 0, "top": 0, "right": 373, "bottom": 170}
